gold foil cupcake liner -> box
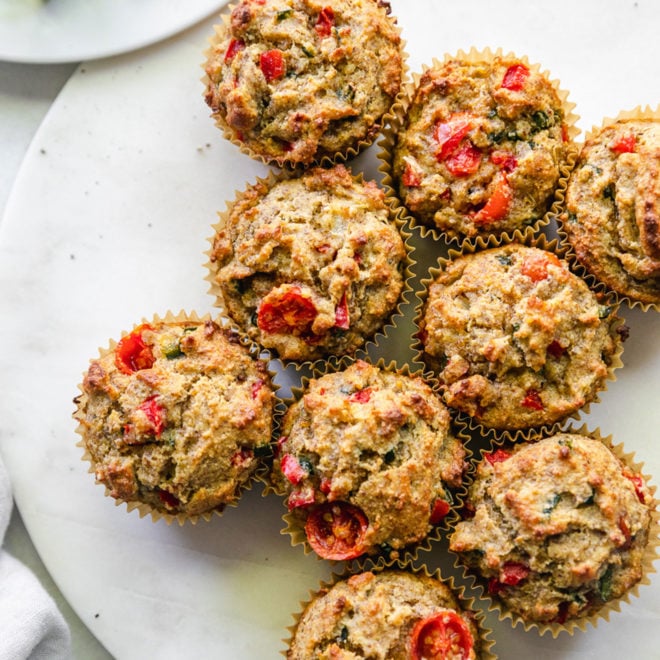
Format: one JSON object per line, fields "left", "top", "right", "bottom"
{"left": 449, "top": 424, "right": 659, "bottom": 637}
{"left": 203, "top": 164, "right": 416, "bottom": 373}
{"left": 411, "top": 231, "right": 625, "bottom": 444}
{"left": 272, "top": 356, "right": 472, "bottom": 567}
{"left": 73, "top": 310, "right": 280, "bottom": 526}
{"left": 378, "top": 46, "right": 580, "bottom": 250}
{"left": 283, "top": 557, "right": 497, "bottom": 659}
{"left": 556, "top": 104, "right": 660, "bottom": 311}
{"left": 201, "top": 2, "right": 409, "bottom": 170}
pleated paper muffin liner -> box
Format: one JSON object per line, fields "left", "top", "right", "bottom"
{"left": 378, "top": 46, "right": 579, "bottom": 250}
{"left": 73, "top": 310, "right": 279, "bottom": 526}
{"left": 201, "top": 1, "right": 409, "bottom": 170}
{"left": 448, "top": 424, "right": 659, "bottom": 637}
{"left": 556, "top": 104, "right": 660, "bottom": 311}
{"left": 270, "top": 356, "right": 472, "bottom": 567}
{"left": 411, "top": 231, "right": 626, "bottom": 444}
{"left": 203, "top": 164, "right": 415, "bottom": 373}
{"left": 283, "top": 557, "right": 497, "bottom": 659}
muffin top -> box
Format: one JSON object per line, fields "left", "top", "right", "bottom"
{"left": 449, "top": 434, "right": 654, "bottom": 624}
{"left": 419, "top": 244, "right": 622, "bottom": 430}
{"left": 203, "top": 0, "right": 403, "bottom": 166}
{"left": 273, "top": 360, "right": 467, "bottom": 560}
{"left": 75, "top": 318, "right": 274, "bottom": 516}
{"left": 288, "top": 570, "right": 481, "bottom": 659}
{"left": 209, "top": 165, "right": 406, "bottom": 361}
{"left": 391, "top": 56, "right": 570, "bottom": 240}
{"left": 562, "top": 117, "right": 660, "bottom": 306}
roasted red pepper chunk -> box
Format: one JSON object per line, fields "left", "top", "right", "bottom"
{"left": 434, "top": 113, "right": 473, "bottom": 161}
{"left": 224, "top": 38, "right": 245, "bottom": 63}
{"left": 115, "top": 324, "right": 155, "bottom": 374}
{"left": 260, "top": 49, "right": 285, "bottom": 82}
{"left": 348, "top": 388, "right": 372, "bottom": 404}
{"left": 472, "top": 173, "right": 512, "bottom": 224}
{"left": 315, "top": 6, "right": 335, "bottom": 37}
{"left": 280, "top": 454, "right": 308, "bottom": 486}
{"left": 137, "top": 395, "right": 165, "bottom": 437}
{"left": 257, "top": 287, "right": 318, "bottom": 335}
{"left": 521, "top": 388, "right": 544, "bottom": 411}
{"left": 429, "top": 498, "right": 451, "bottom": 524}
{"left": 410, "top": 610, "right": 474, "bottom": 660}
{"left": 334, "top": 292, "right": 350, "bottom": 330}
{"left": 499, "top": 561, "right": 531, "bottom": 585}
{"left": 484, "top": 448, "right": 512, "bottom": 465}
{"left": 445, "top": 141, "right": 482, "bottom": 177}
{"left": 610, "top": 132, "right": 636, "bottom": 154}
{"left": 520, "top": 250, "right": 561, "bottom": 282}
{"left": 305, "top": 501, "right": 368, "bottom": 560}
{"left": 501, "top": 63, "right": 530, "bottom": 91}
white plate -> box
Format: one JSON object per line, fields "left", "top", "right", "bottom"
{"left": 1, "top": 2, "right": 659, "bottom": 658}
{"left": 0, "top": 0, "right": 227, "bottom": 63}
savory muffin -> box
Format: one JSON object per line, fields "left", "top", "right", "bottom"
{"left": 390, "top": 54, "right": 572, "bottom": 240}
{"left": 203, "top": 0, "right": 403, "bottom": 166}
{"left": 208, "top": 165, "right": 407, "bottom": 362}
{"left": 288, "top": 569, "right": 485, "bottom": 659}
{"left": 450, "top": 433, "right": 655, "bottom": 625}
{"left": 273, "top": 360, "right": 467, "bottom": 560}
{"left": 561, "top": 116, "right": 660, "bottom": 306}
{"left": 418, "top": 244, "right": 622, "bottom": 431}
{"left": 74, "top": 315, "right": 274, "bottom": 518}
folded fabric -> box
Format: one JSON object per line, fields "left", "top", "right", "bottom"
{"left": 0, "top": 453, "right": 71, "bottom": 660}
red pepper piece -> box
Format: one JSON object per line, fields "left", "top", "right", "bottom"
{"left": 547, "top": 340, "right": 565, "bottom": 358}
{"left": 115, "top": 324, "right": 155, "bottom": 374}
{"left": 429, "top": 498, "right": 451, "bottom": 524}
{"left": 472, "top": 173, "right": 512, "bottom": 224}
{"left": 434, "top": 113, "right": 473, "bottom": 162}
{"left": 402, "top": 160, "right": 422, "bottom": 187}
{"left": 280, "top": 454, "right": 308, "bottom": 486}
{"left": 137, "top": 395, "right": 165, "bottom": 437}
{"left": 500, "top": 561, "right": 530, "bottom": 585}
{"left": 260, "top": 49, "right": 285, "bottom": 82}
{"left": 484, "top": 448, "right": 512, "bottom": 465}
{"left": 334, "top": 292, "right": 350, "bottom": 330}
{"left": 490, "top": 149, "right": 518, "bottom": 172}
{"left": 315, "top": 7, "right": 335, "bottom": 37}
{"left": 251, "top": 379, "right": 264, "bottom": 399}
{"left": 224, "top": 38, "right": 245, "bottom": 63}
{"left": 348, "top": 388, "right": 372, "bottom": 404}
{"left": 445, "top": 141, "right": 482, "bottom": 177}
{"left": 624, "top": 471, "right": 647, "bottom": 503}
{"left": 520, "top": 250, "right": 561, "bottom": 282}
{"left": 158, "top": 489, "right": 180, "bottom": 511}
{"left": 319, "top": 477, "right": 332, "bottom": 494}
{"left": 231, "top": 448, "right": 254, "bottom": 468}
{"left": 287, "top": 485, "right": 316, "bottom": 510}
{"left": 501, "top": 63, "right": 530, "bottom": 91}
{"left": 257, "top": 287, "right": 317, "bottom": 335}
{"left": 521, "top": 388, "right": 544, "bottom": 411}
{"left": 610, "top": 132, "right": 636, "bottom": 154}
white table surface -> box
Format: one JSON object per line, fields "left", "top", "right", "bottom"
{"left": 0, "top": 58, "right": 111, "bottom": 660}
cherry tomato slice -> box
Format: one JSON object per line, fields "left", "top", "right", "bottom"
{"left": 305, "top": 501, "right": 368, "bottom": 560}
{"left": 257, "top": 287, "right": 317, "bottom": 336}
{"left": 520, "top": 250, "right": 561, "bottom": 282}
{"left": 260, "top": 49, "right": 285, "bottom": 82}
{"left": 115, "top": 324, "right": 155, "bottom": 374}
{"left": 315, "top": 6, "right": 335, "bottom": 37}
{"left": 410, "top": 610, "right": 474, "bottom": 660}
{"left": 501, "top": 63, "right": 530, "bottom": 91}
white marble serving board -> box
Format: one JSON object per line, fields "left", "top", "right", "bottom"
{"left": 0, "top": 1, "right": 659, "bottom": 658}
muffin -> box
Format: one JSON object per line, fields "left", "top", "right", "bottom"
{"left": 561, "top": 114, "right": 660, "bottom": 307}
{"left": 288, "top": 569, "right": 486, "bottom": 659}
{"left": 389, "top": 52, "right": 573, "bottom": 241}
{"left": 203, "top": 0, "right": 404, "bottom": 166}
{"left": 74, "top": 314, "right": 274, "bottom": 520}
{"left": 273, "top": 360, "right": 468, "bottom": 560}
{"left": 418, "top": 243, "right": 623, "bottom": 432}
{"left": 207, "top": 165, "right": 407, "bottom": 362}
{"left": 449, "top": 432, "right": 655, "bottom": 627}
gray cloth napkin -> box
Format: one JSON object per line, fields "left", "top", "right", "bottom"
{"left": 0, "top": 453, "right": 71, "bottom": 659}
